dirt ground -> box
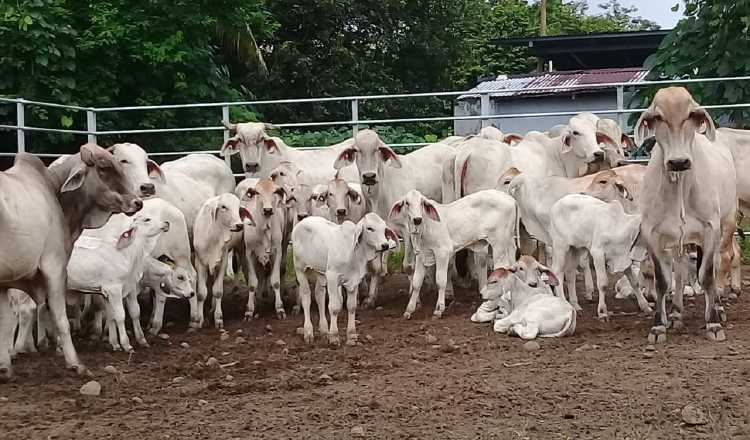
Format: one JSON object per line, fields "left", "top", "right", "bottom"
{"left": 1, "top": 268, "right": 750, "bottom": 440}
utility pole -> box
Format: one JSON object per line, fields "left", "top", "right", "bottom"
{"left": 537, "top": 0, "right": 548, "bottom": 72}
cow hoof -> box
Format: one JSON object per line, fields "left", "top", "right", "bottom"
{"left": 584, "top": 292, "right": 594, "bottom": 302}
{"left": 362, "top": 299, "right": 376, "bottom": 309}
{"left": 716, "top": 306, "right": 727, "bottom": 323}
{"left": 432, "top": 311, "right": 443, "bottom": 320}
{"left": 346, "top": 339, "right": 357, "bottom": 347}
{"left": 244, "top": 311, "right": 254, "bottom": 322}
{"left": 0, "top": 366, "right": 13, "bottom": 383}
{"left": 402, "top": 312, "right": 412, "bottom": 320}
{"left": 573, "top": 304, "right": 583, "bottom": 314}
{"left": 727, "top": 292, "right": 739, "bottom": 301}
{"left": 291, "top": 305, "right": 301, "bottom": 315}
{"left": 328, "top": 335, "right": 340, "bottom": 347}
{"left": 137, "top": 339, "right": 149, "bottom": 348}
{"left": 639, "top": 306, "right": 654, "bottom": 317}
{"left": 276, "top": 310, "right": 287, "bottom": 321}
{"left": 706, "top": 324, "right": 726, "bottom": 342}
{"left": 670, "top": 320, "right": 685, "bottom": 331}
{"left": 214, "top": 320, "right": 224, "bottom": 330}
{"left": 123, "top": 346, "right": 134, "bottom": 354}
{"left": 648, "top": 326, "right": 667, "bottom": 344}
{"left": 111, "top": 344, "right": 122, "bottom": 352}
{"left": 597, "top": 314, "right": 609, "bottom": 322}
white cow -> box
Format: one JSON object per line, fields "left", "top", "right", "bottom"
{"left": 635, "top": 87, "right": 737, "bottom": 343}
{"left": 292, "top": 213, "right": 398, "bottom": 345}
{"left": 481, "top": 264, "right": 576, "bottom": 339}
{"left": 235, "top": 178, "right": 287, "bottom": 320}
{"left": 389, "top": 189, "right": 517, "bottom": 319}
{"left": 67, "top": 213, "right": 170, "bottom": 351}
{"left": 193, "top": 194, "right": 253, "bottom": 329}
{"left": 220, "top": 122, "right": 358, "bottom": 182}
{"left": 549, "top": 194, "right": 647, "bottom": 319}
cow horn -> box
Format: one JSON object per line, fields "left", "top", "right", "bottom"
{"left": 264, "top": 123, "right": 279, "bottom": 130}
{"left": 222, "top": 121, "right": 237, "bottom": 131}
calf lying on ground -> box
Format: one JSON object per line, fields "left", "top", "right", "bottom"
{"left": 479, "top": 259, "right": 576, "bottom": 339}
{"left": 292, "top": 213, "right": 397, "bottom": 345}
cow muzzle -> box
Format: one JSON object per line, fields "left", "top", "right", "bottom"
{"left": 125, "top": 198, "right": 143, "bottom": 216}
{"left": 262, "top": 207, "right": 274, "bottom": 217}
{"left": 297, "top": 213, "right": 309, "bottom": 221}
{"left": 667, "top": 158, "right": 691, "bottom": 172}
{"left": 230, "top": 223, "right": 244, "bottom": 232}
{"left": 245, "top": 162, "right": 260, "bottom": 173}
{"left": 362, "top": 172, "right": 377, "bottom": 185}
{"left": 140, "top": 183, "right": 156, "bottom": 197}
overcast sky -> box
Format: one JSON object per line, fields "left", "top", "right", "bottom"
{"left": 584, "top": 0, "right": 682, "bottom": 28}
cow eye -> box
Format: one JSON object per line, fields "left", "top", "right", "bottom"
{"left": 572, "top": 131, "right": 580, "bottom": 136}
{"left": 366, "top": 227, "right": 374, "bottom": 232}
{"left": 221, "top": 205, "right": 228, "bottom": 210}
{"left": 280, "top": 172, "right": 286, "bottom": 176}
{"left": 598, "top": 180, "right": 607, "bottom": 184}
{"left": 177, "top": 275, "right": 185, "bottom": 281}
{"left": 120, "top": 159, "right": 129, "bottom": 164}
{"left": 144, "top": 218, "right": 151, "bottom": 223}
{"left": 405, "top": 201, "right": 410, "bottom": 206}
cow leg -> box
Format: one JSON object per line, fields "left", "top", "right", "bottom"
{"left": 271, "top": 252, "right": 285, "bottom": 320}
{"left": 716, "top": 225, "right": 735, "bottom": 302}
{"left": 0, "top": 290, "right": 14, "bottom": 381}
{"left": 192, "top": 263, "right": 208, "bottom": 330}
{"left": 244, "top": 250, "right": 259, "bottom": 321}
{"left": 563, "top": 251, "right": 582, "bottom": 312}
{"left": 36, "top": 303, "right": 51, "bottom": 350}
{"left": 510, "top": 321, "right": 541, "bottom": 340}
{"left": 624, "top": 265, "right": 652, "bottom": 315}
{"left": 314, "top": 275, "right": 329, "bottom": 336}
{"left": 296, "top": 269, "right": 314, "bottom": 344}
{"left": 38, "top": 264, "right": 84, "bottom": 374}
{"left": 581, "top": 254, "right": 595, "bottom": 302}
{"left": 433, "top": 253, "right": 451, "bottom": 319}
{"left": 345, "top": 286, "right": 358, "bottom": 346}
{"left": 362, "top": 257, "right": 382, "bottom": 309}
{"left": 15, "top": 299, "right": 37, "bottom": 354}
{"left": 648, "top": 251, "right": 672, "bottom": 344}
{"left": 105, "top": 285, "right": 133, "bottom": 353}
{"left": 326, "top": 274, "right": 343, "bottom": 346}
{"left": 211, "top": 258, "right": 228, "bottom": 330}
{"left": 493, "top": 311, "right": 520, "bottom": 334}
{"left": 702, "top": 227, "right": 726, "bottom": 341}
{"left": 403, "top": 255, "right": 426, "bottom": 320}
{"left": 149, "top": 292, "right": 167, "bottom": 336}
{"left": 729, "top": 238, "right": 741, "bottom": 300}
{"left": 590, "top": 249, "right": 609, "bottom": 321}
{"left": 91, "top": 296, "right": 106, "bottom": 342}
{"left": 472, "top": 246, "right": 489, "bottom": 294}
{"left": 550, "top": 243, "right": 567, "bottom": 300}
{"left": 671, "top": 253, "right": 688, "bottom": 330}
{"left": 124, "top": 290, "right": 148, "bottom": 347}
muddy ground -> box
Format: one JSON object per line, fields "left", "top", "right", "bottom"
{"left": 1, "top": 269, "right": 750, "bottom": 440}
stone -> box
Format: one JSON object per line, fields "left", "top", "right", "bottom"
{"left": 645, "top": 344, "right": 656, "bottom": 352}
{"left": 574, "top": 343, "right": 599, "bottom": 352}
{"left": 234, "top": 337, "right": 247, "bottom": 344}
{"left": 79, "top": 381, "right": 101, "bottom": 396}
{"left": 365, "top": 335, "right": 374, "bottom": 342}
{"left": 131, "top": 397, "right": 143, "bottom": 404}
{"left": 157, "top": 333, "right": 170, "bottom": 340}
{"left": 180, "top": 342, "right": 190, "bottom": 349}
{"left": 425, "top": 333, "right": 438, "bottom": 344}
{"left": 206, "top": 357, "right": 220, "bottom": 368}
{"left": 523, "top": 341, "right": 541, "bottom": 352}
{"left": 235, "top": 329, "right": 243, "bottom": 334}
{"left": 252, "top": 361, "right": 263, "bottom": 366}
{"left": 274, "top": 339, "right": 286, "bottom": 347}
{"left": 643, "top": 352, "right": 654, "bottom": 359}
{"left": 103, "top": 365, "right": 118, "bottom": 374}
{"left": 198, "top": 399, "right": 209, "bottom": 406}
{"left": 172, "top": 376, "right": 185, "bottom": 384}
{"left": 265, "top": 324, "right": 273, "bottom": 332}
{"left": 351, "top": 426, "right": 365, "bottom": 437}
{"left": 220, "top": 333, "right": 230, "bottom": 341}
{"left": 376, "top": 306, "right": 384, "bottom": 311}
{"left": 681, "top": 404, "right": 708, "bottom": 425}
{"left": 319, "top": 373, "right": 333, "bottom": 382}
{"left": 0, "top": 397, "right": 8, "bottom": 402}
{"left": 225, "top": 375, "right": 234, "bottom": 382}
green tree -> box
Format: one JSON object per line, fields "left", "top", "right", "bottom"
{"left": 596, "top": 0, "right": 661, "bottom": 31}
{"left": 642, "top": 1, "right": 750, "bottom": 126}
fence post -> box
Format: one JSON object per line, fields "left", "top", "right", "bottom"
{"left": 222, "top": 105, "right": 231, "bottom": 166}
{"left": 616, "top": 86, "right": 625, "bottom": 130}
{"left": 351, "top": 99, "right": 359, "bottom": 136}
{"left": 86, "top": 110, "right": 97, "bottom": 144}
{"left": 16, "top": 100, "right": 25, "bottom": 153}
{"left": 480, "top": 92, "right": 490, "bottom": 129}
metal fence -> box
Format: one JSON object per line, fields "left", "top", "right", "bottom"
{"left": 2, "top": 75, "right": 750, "bottom": 168}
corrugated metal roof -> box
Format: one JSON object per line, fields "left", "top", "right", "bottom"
{"left": 459, "top": 68, "right": 649, "bottom": 100}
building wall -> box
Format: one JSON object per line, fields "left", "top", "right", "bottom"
{"left": 454, "top": 92, "right": 632, "bottom": 135}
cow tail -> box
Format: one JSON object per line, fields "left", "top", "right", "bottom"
{"left": 454, "top": 153, "right": 471, "bottom": 199}
{"left": 545, "top": 305, "right": 577, "bottom": 338}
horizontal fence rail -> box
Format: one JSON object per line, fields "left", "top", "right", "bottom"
{"left": 2, "top": 75, "right": 750, "bottom": 170}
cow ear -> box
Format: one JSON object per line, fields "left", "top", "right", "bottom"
{"left": 263, "top": 137, "right": 281, "bottom": 155}
{"left": 147, "top": 159, "right": 166, "bottom": 183}
{"left": 274, "top": 186, "right": 286, "bottom": 202}
{"left": 614, "top": 182, "right": 632, "bottom": 201}
{"left": 561, "top": 131, "right": 573, "bottom": 154}
{"left": 354, "top": 223, "right": 365, "bottom": 246}
{"left": 690, "top": 108, "right": 716, "bottom": 141}
{"left": 422, "top": 200, "right": 441, "bottom": 222}
{"left": 388, "top": 200, "right": 404, "bottom": 219}
{"left": 621, "top": 134, "right": 636, "bottom": 151}
{"left": 334, "top": 147, "right": 357, "bottom": 170}
{"left": 80, "top": 143, "right": 97, "bottom": 166}
{"left": 595, "top": 132, "right": 618, "bottom": 150}
{"left": 634, "top": 107, "right": 658, "bottom": 146}
{"left": 503, "top": 133, "right": 523, "bottom": 145}
{"left": 378, "top": 146, "right": 402, "bottom": 168}
{"left": 116, "top": 227, "right": 137, "bottom": 250}
{"left": 60, "top": 163, "right": 88, "bottom": 193}
{"left": 285, "top": 195, "right": 297, "bottom": 208}
{"left": 348, "top": 187, "right": 362, "bottom": 205}
{"left": 239, "top": 206, "right": 255, "bottom": 226}
{"left": 221, "top": 136, "right": 242, "bottom": 157}
{"left": 385, "top": 227, "right": 399, "bottom": 243}
{"left": 537, "top": 264, "right": 559, "bottom": 287}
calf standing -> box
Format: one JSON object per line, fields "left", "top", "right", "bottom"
{"left": 193, "top": 194, "right": 253, "bottom": 329}
{"left": 389, "top": 189, "right": 517, "bottom": 319}
{"left": 292, "top": 213, "right": 397, "bottom": 345}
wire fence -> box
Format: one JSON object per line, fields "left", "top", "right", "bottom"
{"left": 2, "top": 75, "right": 750, "bottom": 173}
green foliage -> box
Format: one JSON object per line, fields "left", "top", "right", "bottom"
{"left": 596, "top": 0, "right": 661, "bottom": 30}
{"left": 639, "top": 1, "right": 750, "bottom": 127}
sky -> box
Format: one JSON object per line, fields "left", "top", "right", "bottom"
{"left": 584, "top": 0, "right": 682, "bottom": 28}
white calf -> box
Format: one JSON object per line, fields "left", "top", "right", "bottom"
{"left": 389, "top": 189, "right": 517, "bottom": 319}
{"left": 292, "top": 213, "right": 397, "bottom": 345}
{"left": 193, "top": 194, "right": 253, "bottom": 329}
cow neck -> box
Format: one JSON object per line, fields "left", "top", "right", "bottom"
{"left": 48, "top": 154, "right": 96, "bottom": 241}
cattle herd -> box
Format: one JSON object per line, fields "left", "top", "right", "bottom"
{"left": 0, "top": 86, "right": 747, "bottom": 382}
